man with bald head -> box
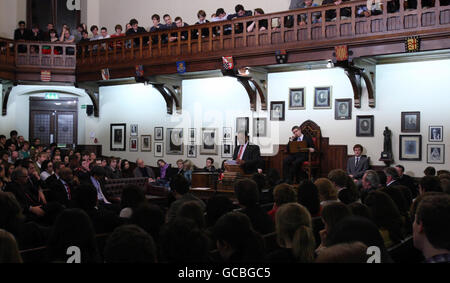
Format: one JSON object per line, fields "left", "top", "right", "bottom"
{"left": 133, "top": 159, "right": 155, "bottom": 182}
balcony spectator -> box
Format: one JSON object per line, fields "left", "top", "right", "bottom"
{"left": 90, "top": 25, "right": 101, "bottom": 41}
{"left": 322, "top": 0, "right": 352, "bottom": 21}
{"left": 247, "top": 8, "right": 268, "bottom": 32}
{"left": 387, "top": 0, "right": 400, "bottom": 13}
{"left": 110, "top": 25, "right": 125, "bottom": 49}
{"left": 211, "top": 8, "right": 231, "bottom": 36}
{"left": 150, "top": 14, "right": 163, "bottom": 32}
{"left": 99, "top": 27, "right": 110, "bottom": 40}
{"left": 49, "top": 29, "right": 59, "bottom": 43}
{"left": 30, "top": 24, "right": 43, "bottom": 41}
{"left": 289, "top": 0, "right": 306, "bottom": 10}
{"left": 357, "top": 0, "right": 383, "bottom": 17}
{"left": 227, "top": 4, "right": 253, "bottom": 34}
{"left": 169, "top": 17, "right": 189, "bottom": 42}
{"left": 14, "top": 21, "right": 31, "bottom": 53}
{"left": 73, "top": 24, "right": 84, "bottom": 43}
{"left": 299, "top": 0, "right": 321, "bottom": 26}
{"left": 43, "top": 23, "right": 56, "bottom": 41}
{"left": 193, "top": 10, "right": 210, "bottom": 39}
{"left": 126, "top": 19, "right": 147, "bottom": 47}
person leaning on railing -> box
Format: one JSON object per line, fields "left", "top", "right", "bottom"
{"left": 357, "top": 0, "right": 383, "bottom": 17}
{"left": 247, "top": 8, "right": 268, "bottom": 32}
{"left": 299, "top": 0, "right": 321, "bottom": 26}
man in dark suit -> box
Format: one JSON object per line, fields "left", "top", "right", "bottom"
{"left": 126, "top": 18, "right": 148, "bottom": 46}
{"left": 232, "top": 131, "right": 263, "bottom": 174}
{"left": 395, "top": 165, "right": 418, "bottom": 198}
{"left": 283, "top": 126, "right": 315, "bottom": 184}
{"left": 384, "top": 167, "right": 401, "bottom": 188}
{"left": 46, "top": 167, "right": 77, "bottom": 208}
{"left": 347, "top": 144, "right": 369, "bottom": 183}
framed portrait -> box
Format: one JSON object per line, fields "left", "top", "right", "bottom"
{"left": 335, "top": 99, "right": 352, "bottom": 120}
{"left": 201, "top": 128, "right": 218, "bottom": 155}
{"left": 187, "top": 144, "right": 197, "bottom": 158}
{"left": 222, "top": 142, "right": 233, "bottom": 158}
{"left": 289, "top": 88, "right": 305, "bottom": 110}
{"left": 166, "top": 128, "right": 184, "bottom": 155}
{"left": 427, "top": 144, "right": 445, "bottom": 164}
{"left": 130, "top": 137, "right": 138, "bottom": 152}
{"left": 130, "top": 124, "right": 138, "bottom": 136}
{"left": 429, "top": 126, "right": 443, "bottom": 142}
{"left": 253, "top": 118, "right": 267, "bottom": 137}
{"left": 314, "top": 87, "right": 332, "bottom": 109}
{"left": 400, "top": 135, "right": 422, "bottom": 161}
{"left": 154, "top": 142, "right": 164, "bottom": 157}
{"left": 154, "top": 127, "right": 164, "bottom": 141}
{"left": 356, "top": 116, "right": 374, "bottom": 137}
{"left": 141, "top": 135, "right": 152, "bottom": 152}
{"left": 236, "top": 117, "right": 249, "bottom": 134}
{"left": 270, "top": 101, "right": 285, "bottom": 121}
{"left": 223, "top": 127, "right": 232, "bottom": 140}
{"left": 188, "top": 128, "right": 196, "bottom": 143}
{"left": 401, "top": 112, "right": 420, "bottom": 133}
{"left": 110, "top": 124, "right": 126, "bottom": 151}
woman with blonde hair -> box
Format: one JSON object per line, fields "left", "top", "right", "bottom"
{"left": 183, "top": 160, "right": 194, "bottom": 185}
{"left": 0, "top": 229, "right": 23, "bottom": 263}
{"left": 266, "top": 203, "right": 316, "bottom": 262}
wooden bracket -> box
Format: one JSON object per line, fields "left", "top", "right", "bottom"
{"left": 75, "top": 82, "right": 100, "bottom": 117}
{"left": 354, "top": 58, "right": 376, "bottom": 108}
{"left": 147, "top": 75, "right": 183, "bottom": 115}
{"left": 344, "top": 68, "right": 363, "bottom": 108}
{"left": 1, "top": 81, "right": 16, "bottom": 116}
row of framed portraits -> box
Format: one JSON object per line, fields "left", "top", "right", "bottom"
{"left": 399, "top": 135, "right": 445, "bottom": 164}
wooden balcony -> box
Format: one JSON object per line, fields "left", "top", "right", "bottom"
{"left": 1, "top": 1, "right": 450, "bottom": 84}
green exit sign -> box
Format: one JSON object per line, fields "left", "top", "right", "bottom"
{"left": 81, "top": 105, "right": 86, "bottom": 109}
{"left": 45, "top": 93, "right": 60, "bottom": 99}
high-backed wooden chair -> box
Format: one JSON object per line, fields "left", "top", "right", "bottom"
{"left": 299, "top": 120, "right": 321, "bottom": 181}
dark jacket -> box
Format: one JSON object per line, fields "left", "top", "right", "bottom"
{"left": 233, "top": 143, "right": 263, "bottom": 174}
{"left": 347, "top": 155, "right": 370, "bottom": 180}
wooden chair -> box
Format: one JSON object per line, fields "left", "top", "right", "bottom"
{"left": 299, "top": 120, "right": 322, "bottom": 181}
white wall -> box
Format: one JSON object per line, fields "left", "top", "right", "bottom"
{"left": 0, "top": 0, "right": 27, "bottom": 38}
{"left": 0, "top": 85, "right": 91, "bottom": 144}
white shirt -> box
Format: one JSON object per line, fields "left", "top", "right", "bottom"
{"left": 237, "top": 142, "right": 249, "bottom": 160}
{"left": 91, "top": 176, "right": 111, "bottom": 204}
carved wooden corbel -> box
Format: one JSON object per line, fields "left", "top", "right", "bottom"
{"left": 75, "top": 82, "right": 100, "bottom": 117}
{"left": 147, "top": 76, "right": 183, "bottom": 115}
{"left": 1, "top": 81, "right": 16, "bottom": 116}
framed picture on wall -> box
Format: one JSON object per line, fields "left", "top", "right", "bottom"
{"left": 166, "top": 128, "right": 184, "bottom": 155}
{"left": 236, "top": 117, "right": 249, "bottom": 134}
{"left": 154, "top": 142, "right": 164, "bottom": 157}
{"left": 130, "top": 124, "right": 138, "bottom": 136}
{"left": 154, "top": 127, "right": 164, "bottom": 141}
{"left": 401, "top": 112, "right": 420, "bottom": 133}
{"left": 356, "top": 116, "right": 374, "bottom": 137}
{"left": 110, "top": 124, "right": 126, "bottom": 151}
{"left": 429, "top": 126, "right": 443, "bottom": 142}
{"left": 400, "top": 135, "right": 422, "bottom": 161}
{"left": 188, "top": 128, "right": 196, "bottom": 142}
{"left": 141, "top": 135, "right": 152, "bottom": 152}
{"left": 314, "top": 87, "right": 332, "bottom": 109}
{"left": 130, "top": 137, "right": 138, "bottom": 152}
{"left": 335, "top": 99, "right": 352, "bottom": 120}
{"left": 289, "top": 88, "right": 305, "bottom": 110}
{"left": 222, "top": 142, "right": 233, "bottom": 158}
{"left": 201, "top": 128, "right": 218, "bottom": 155}
{"left": 427, "top": 144, "right": 445, "bottom": 164}
{"left": 270, "top": 101, "right": 285, "bottom": 121}
{"left": 253, "top": 118, "right": 267, "bottom": 137}
{"left": 223, "top": 127, "right": 232, "bottom": 140}
{"left": 187, "top": 144, "right": 197, "bottom": 158}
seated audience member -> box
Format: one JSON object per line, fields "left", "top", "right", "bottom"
{"left": 5, "top": 130, "right": 19, "bottom": 148}
{"left": 130, "top": 203, "right": 164, "bottom": 244}
{"left": 315, "top": 242, "right": 369, "bottom": 263}
{"left": 47, "top": 209, "right": 100, "bottom": 263}
{"left": 183, "top": 160, "right": 194, "bottom": 185}
{"left": 247, "top": 8, "right": 268, "bottom": 32}
{"left": 14, "top": 21, "right": 31, "bottom": 53}
{"left": 203, "top": 157, "right": 216, "bottom": 172}
{"left": 233, "top": 131, "right": 263, "bottom": 174}
{"left": 29, "top": 24, "right": 43, "bottom": 41}
{"left": 419, "top": 176, "right": 442, "bottom": 195}
{"left": 325, "top": 216, "right": 393, "bottom": 262}
{"left": 160, "top": 217, "right": 210, "bottom": 263}
{"left": 157, "top": 159, "right": 174, "bottom": 185}
{"left": 348, "top": 202, "right": 372, "bottom": 220}
{"left": 205, "top": 195, "right": 235, "bottom": 228}
{"left": 396, "top": 164, "right": 418, "bottom": 198}
{"left": 299, "top": 0, "right": 321, "bottom": 26}
{"left": 424, "top": 166, "right": 436, "bottom": 176}
{"left": 283, "top": 126, "right": 315, "bottom": 184}
{"left": 47, "top": 167, "right": 77, "bottom": 208}
{"left": 328, "top": 169, "right": 360, "bottom": 204}
{"left": 297, "top": 180, "right": 321, "bottom": 217}
{"left": 193, "top": 10, "right": 210, "bottom": 38}
{"left": 90, "top": 25, "right": 100, "bottom": 41}
{"left": 133, "top": 159, "right": 155, "bottom": 182}
{"left": 0, "top": 229, "right": 23, "bottom": 263}
{"left": 59, "top": 26, "right": 75, "bottom": 43}
{"left": 315, "top": 178, "right": 339, "bottom": 210}
{"left": 126, "top": 19, "right": 147, "bottom": 46}
{"left": 86, "top": 166, "right": 113, "bottom": 207}
{"left": 267, "top": 203, "right": 316, "bottom": 263}
{"left": 161, "top": 14, "right": 176, "bottom": 43}
{"left": 168, "top": 17, "right": 189, "bottom": 42}
{"left": 175, "top": 159, "right": 184, "bottom": 175}
{"left": 75, "top": 184, "right": 122, "bottom": 234}
{"left": 360, "top": 170, "right": 380, "bottom": 202}
{"left": 120, "top": 159, "right": 134, "bottom": 178}
{"left": 104, "top": 225, "right": 157, "bottom": 263}
{"left": 39, "top": 160, "right": 53, "bottom": 181}
{"left": 234, "top": 179, "right": 274, "bottom": 235}
{"left": 42, "top": 23, "right": 56, "bottom": 41}
{"left": 364, "top": 191, "right": 405, "bottom": 248}
{"left": 119, "top": 185, "right": 146, "bottom": 218}
{"left": 322, "top": 0, "right": 352, "bottom": 21}
{"left": 99, "top": 27, "right": 110, "bottom": 40}
{"left": 177, "top": 201, "right": 206, "bottom": 229}
{"left": 316, "top": 202, "right": 352, "bottom": 253}
{"left": 212, "top": 212, "right": 265, "bottom": 262}
{"left": 440, "top": 178, "right": 450, "bottom": 195}
{"left": 385, "top": 167, "right": 401, "bottom": 187}
{"left": 0, "top": 135, "right": 6, "bottom": 151}
{"left": 268, "top": 184, "right": 297, "bottom": 222}
{"left": 252, "top": 173, "right": 271, "bottom": 204}
{"left": 167, "top": 175, "right": 206, "bottom": 223}
{"left": 73, "top": 24, "right": 84, "bottom": 43}
{"left": 110, "top": 24, "right": 125, "bottom": 48}
{"left": 74, "top": 160, "right": 90, "bottom": 183}
{"left": 18, "top": 141, "right": 30, "bottom": 160}
{"left": 413, "top": 194, "right": 450, "bottom": 263}
{"left": 104, "top": 157, "right": 120, "bottom": 179}
{"left": 380, "top": 185, "right": 411, "bottom": 234}
{"left": 347, "top": 144, "right": 369, "bottom": 183}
